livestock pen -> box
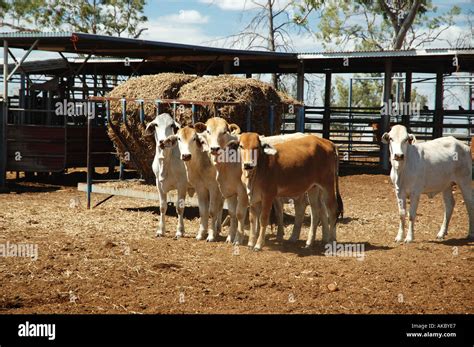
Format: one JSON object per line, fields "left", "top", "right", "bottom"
{"left": 0, "top": 33, "right": 473, "bottom": 319}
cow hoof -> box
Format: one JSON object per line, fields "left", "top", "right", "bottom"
{"left": 394, "top": 235, "right": 403, "bottom": 243}
{"left": 196, "top": 235, "right": 203, "bottom": 241}
{"left": 233, "top": 240, "right": 241, "bottom": 246}
{"left": 304, "top": 244, "right": 312, "bottom": 249}
{"left": 156, "top": 231, "right": 165, "bottom": 237}
{"left": 206, "top": 236, "right": 215, "bottom": 242}
{"left": 436, "top": 233, "right": 445, "bottom": 240}
{"left": 253, "top": 246, "right": 261, "bottom": 252}
{"left": 404, "top": 238, "right": 413, "bottom": 243}
{"left": 225, "top": 236, "right": 232, "bottom": 243}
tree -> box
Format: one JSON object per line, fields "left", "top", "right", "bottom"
{"left": 0, "top": 0, "right": 148, "bottom": 38}
{"left": 295, "top": 0, "right": 461, "bottom": 50}
{"left": 216, "top": 0, "right": 302, "bottom": 90}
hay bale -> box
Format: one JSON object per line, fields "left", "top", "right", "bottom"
{"left": 178, "top": 75, "right": 288, "bottom": 135}
{"left": 107, "top": 73, "right": 198, "bottom": 182}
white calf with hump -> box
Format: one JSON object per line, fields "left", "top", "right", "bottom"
{"left": 146, "top": 113, "right": 193, "bottom": 238}
{"left": 382, "top": 125, "right": 474, "bottom": 242}
{"left": 163, "top": 126, "right": 223, "bottom": 242}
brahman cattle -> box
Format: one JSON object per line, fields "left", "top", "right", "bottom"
{"left": 163, "top": 126, "right": 223, "bottom": 242}
{"left": 229, "top": 132, "right": 341, "bottom": 251}
{"left": 145, "top": 113, "right": 193, "bottom": 238}
{"left": 382, "top": 125, "right": 474, "bottom": 242}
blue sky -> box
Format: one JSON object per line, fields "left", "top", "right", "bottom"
{"left": 139, "top": 0, "right": 473, "bottom": 52}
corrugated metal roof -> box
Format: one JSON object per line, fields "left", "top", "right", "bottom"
{"left": 298, "top": 47, "right": 474, "bottom": 59}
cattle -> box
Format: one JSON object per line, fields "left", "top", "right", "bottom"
{"left": 369, "top": 121, "right": 382, "bottom": 143}
{"left": 196, "top": 117, "right": 322, "bottom": 246}
{"left": 229, "top": 133, "right": 341, "bottom": 251}
{"left": 163, "top": 126, "right": 223, "bottom": 242}
{"left": 382, "top": 125, "right": 474, "bottom": 242}
{"left": 145, "top": 113, "right": 193, "bottom": 238}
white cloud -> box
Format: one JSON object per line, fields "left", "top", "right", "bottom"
{"left": 142, "top": 15, "right": 214, "bottom": 45}
{"left": 199, "top": 0, "right": 292, "bottom": 11}
{"left": 198, "top": 0, "right": 260, "bottom": 11}
{"left": 164, "top": 9, "right": 209, "bottom": 24}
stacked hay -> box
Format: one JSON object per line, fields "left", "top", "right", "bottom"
{"left": 106, "top": 74, "right": 300, "bottom": 183}
{"left": 107, "top": 73, "right": 198, "bottom": 182}
{"left": 178, "top": 75, "right": 286, "bottom": 135}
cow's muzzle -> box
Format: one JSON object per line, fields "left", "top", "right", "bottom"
{"left": 394, "top": 154, "right": 404, "bottom": 161}
{"left": 243, "top": 163, "right": 255, "bottom": 170}
{"left": 181, "top": 154, "right": 192, "bottom": 161}
{"left": 210, "top": 146, "right": 220, "bottom": 155}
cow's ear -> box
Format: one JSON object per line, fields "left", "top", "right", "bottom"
{"left": 262, "top": 143, "right": 277, "bottom": 155}
{"left": 145, "top": 120, "right": 158, "bottom": 134}
{"left": 381, "top": 132, "right": 390, "bottom": 144}
{"left": 229, "top": 123, "right": 241, "bottom": 135}
{"left": 196, "top": 134, "right": 209, "bottom": 152}
{"left": 163, "top": 135, "right": 178, "bottom": 148}
{"left": 408, "top": 133, "right": 416, "bottom": 144}
{"left": 226, "top": 139, "right": 240, "bottom": 151}
{"left": 172, "top": 121, "right": 181, "bottom": 134}
{"left": 194, "top": 122, "right": 207, "bottom": 133}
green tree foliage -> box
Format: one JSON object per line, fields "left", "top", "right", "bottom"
{"left": 295, "top": 0, "right": 461, "bottom": 50}
{"left": 0, "top": 0, "right": 148, "bottom": 38}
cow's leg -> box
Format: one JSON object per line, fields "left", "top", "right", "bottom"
{"left": 395, "top": 194, "right": 407, "bottom": 242}
{"left": 406, "top": 193, "right": 420, "bottom": 243}
{"left": 156, "top": 180, "right": 168, "bottom": 237}
{"left": 196, "top": 189, "right": 210, "bottom": 241}
{"left": 289, "top": 195, "right": 307, "bottom": 243}
{"left": 207, "top": 189, "right": 222, "bottom": 242}
{"left": 305, "top": 188, "right": 321, "bottom": 248}
{"left": 248, "top": 202, "right": 261, "bottom": 248}
{"left": 273, "top": 199, "right": 284, "bottom": 241}
{"left": 437, "top": 187, "right": 455, "bottom": 240}
{"left": 319, "top": 191, "right": 331, "bottom": 244}
{"left": 234, "top": 195, "right": 248, "bottom": 246}
{"left": 175, "top": 186, "right": 187, "bottom": 238}
{"left": 456, "top": 178, "right": 474, "bottom": 238}
{"left": 225, "top": 196, "right": 238, "bottom": 243}
{"left": 254, "top": 196, "right": 273, "bottom": 251}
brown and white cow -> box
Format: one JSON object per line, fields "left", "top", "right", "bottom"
{"left": 228, "top": 133, "right": 342, "bottom": 251}
{"left": 163, "top": 126, "right": 224, "bottom": 242}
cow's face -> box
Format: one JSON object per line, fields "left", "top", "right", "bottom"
{"left": 145, "top": 113, "right": 180, "bottom": 158}
{"left": 163, "top": 126, "right": 205, "bottom": 162}
{"left": 382, "top": 125, "right": 416, "bottom": 169}
{"left": 199, "top": 117, "right": 241, "bottom": 156}
{"left": 228, "top": 132, "right": 277, "bottom": 177}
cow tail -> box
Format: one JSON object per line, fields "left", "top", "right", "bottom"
{"left": 334, "top": 145, "right": 344, "bottom": 221}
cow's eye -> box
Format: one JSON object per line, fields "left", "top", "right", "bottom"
{"left": 177, "top": 137, "right": 181, "bottom": 142}
{"left": 239, "top": 145, "right": 243, "bottom": 149}
{"left": 206, "top": 129, "right": 210, "bottom": 134}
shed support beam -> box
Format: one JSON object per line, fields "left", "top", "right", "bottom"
{"left": 403, "top": 71, "right": 412, "bottom": 128}
{"left": 1, "top": 40, "right": 8, "bottom": 188}
{"left": 296, "top": 61, "right": 305, "bottom": 133}
{"left": 381, "top": 59, "right": 392, "bottom": 171}
{"left": 7, "top": 39, "right": 39, "bottom": 80}
{"left": 323, "top": 72, "right": 331, "bottom": 139}
{"left": 434, "top": 70, "right": 444, "bottom": 139}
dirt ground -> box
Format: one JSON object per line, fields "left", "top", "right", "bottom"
{"left": 0, "top": 170, "right": 473, "bottom": 314}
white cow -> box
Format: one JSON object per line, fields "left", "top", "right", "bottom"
{"left": 163, "top": 126, "right": 224, "bottom": 242}
{"left": 382, "top": 125, "right": 474, "bottom": 243}
{"left": 145, "top": 113, "right": 193, "bottom": 238}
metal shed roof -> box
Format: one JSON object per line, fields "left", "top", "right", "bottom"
{"left": 0, "top": 31, "right": 473, "bottom": 75}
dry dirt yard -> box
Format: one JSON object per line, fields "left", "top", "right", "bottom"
{"left": 0, "top": 172, "right": 473, "bottom": 314}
